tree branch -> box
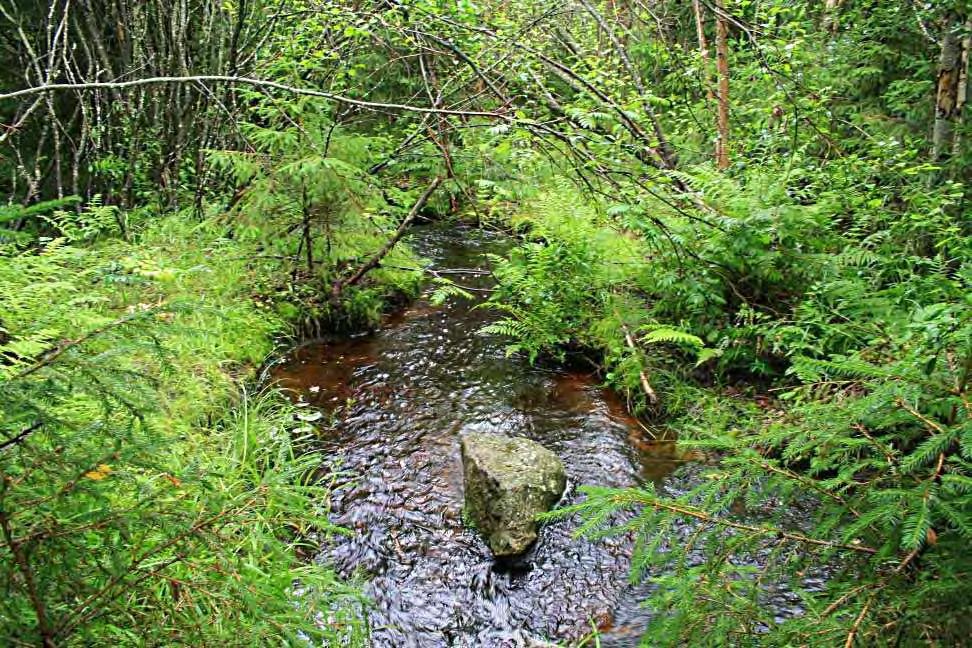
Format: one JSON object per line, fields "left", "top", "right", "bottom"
{"left": 13, "top": 309, "right": 163, "bottom": 381}
{"left": 0, "top": 75, "right": 512, "bottom": 120}
{"left": 0, "top": 421, "right": 43, "bottom": 452}
{"left": 331, "top": 177, "right": 443, "bottom": 301}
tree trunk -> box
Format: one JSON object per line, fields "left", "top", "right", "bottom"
{"left": 823, "top": 0, "right": 843, "bottom": 33}
{"left": 692, "top": 0, "right": 713, "bottom": 101}
{"left": 933, "top": 14, "right": 963, "bottom": 162}
{"left": 715, "top": 0, "right": 731, "bottom": 169}
{"left": 952, "top": 18, "right": 971, "bottom": 156}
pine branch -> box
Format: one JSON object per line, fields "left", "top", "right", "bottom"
{"left": 745, "top": 455, "right": 860, "bottom": 516}
{"left": 12, "top": 308, "right": 163, "bottom": 381}
{"left": 54, "top": 496, "right": 259, "bottom": 639}
{"left": 896, "top": 398, "right": 947, "bottom": 435}
{"left": 0, "top": 508, "right": 55, "bottom": 647}
{"left": 842, "top": 543, "right": 924, "bottom": 647}
{"left": 613, "top": 492, "right": 878, "bottom": 555}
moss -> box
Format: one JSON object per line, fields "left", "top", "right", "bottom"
{"left": 460, "top": 503, "right": 479, "bottom": 531}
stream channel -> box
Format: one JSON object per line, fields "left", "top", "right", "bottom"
{"left": 269, "top": 224, "right": 725, "bottom": 646}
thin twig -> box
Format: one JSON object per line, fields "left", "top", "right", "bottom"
{"left": 616, "top": 312, "right": 658, "bottom": 404}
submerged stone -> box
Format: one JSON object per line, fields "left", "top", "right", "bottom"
{"left": 460, "top": 432, "right": 567, "bottom": 556}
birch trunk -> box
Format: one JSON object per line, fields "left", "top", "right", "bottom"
{"left": 693, "top": 0, "right": 713, "bottom": 102}
{"left": 933, "top": 14, "right": 963, "bottom": 161}
{"left": 952, "top": 18, "right": 971, "bottom": 156}
{"left": 715, "top": 0, "right": 730, "bottom": 169}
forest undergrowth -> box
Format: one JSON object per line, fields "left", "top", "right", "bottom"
{"left": 0, "top": 206, "right": 378, "bottom": 644}
{"left": 1, "top": 0, "right": 970, "bottom": 645}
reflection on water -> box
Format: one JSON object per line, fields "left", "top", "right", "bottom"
{"left": 270, "top": 225, "right": 690, "bottom": 647}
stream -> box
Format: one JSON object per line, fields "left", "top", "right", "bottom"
{"left": 269, "top": 224, "right": 694, "bottom": 646}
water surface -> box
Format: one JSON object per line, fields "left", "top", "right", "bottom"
{"left": 271, "top": 225, "right": 687, "bottom": 646}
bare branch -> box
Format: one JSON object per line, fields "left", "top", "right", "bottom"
{"left": 0, "top": 75, "right": 514, "bottom": 120}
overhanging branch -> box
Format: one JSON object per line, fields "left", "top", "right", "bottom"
{"left": 0, "top": 75, "right": 512, "bottom": 120}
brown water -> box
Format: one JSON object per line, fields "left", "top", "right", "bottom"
{"left": 269, "top": 225, "right": 693, "bottom": 646}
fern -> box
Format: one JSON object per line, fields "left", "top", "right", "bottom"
{"left": 638, "top": 326, "right": 704, "bottom": 348}
{"left": 0, "top": 197, "right": 82, "bottom": 247}
{"left": 428, "top": 276, "right": 474, "bottom": 305}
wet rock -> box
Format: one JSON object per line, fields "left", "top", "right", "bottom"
{"left": 460, "top": 433, "right": 566, "bottom": 556}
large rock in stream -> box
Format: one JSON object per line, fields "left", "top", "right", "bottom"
{"left": 460, "top": 433, "right": 567, "bottom": 557}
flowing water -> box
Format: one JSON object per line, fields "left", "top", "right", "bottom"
{"left": 269, "top": 225, "right": 694, "bottom": 647}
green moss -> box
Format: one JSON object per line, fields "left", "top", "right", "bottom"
{"left": 460, "top": 503, "right": 479, "bottom": 531}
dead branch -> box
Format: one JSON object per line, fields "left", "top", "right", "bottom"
{"left": 331, "top": 177, "right": 443, "bottom": 302}
{"left": 616, "top": 312, "right": 658, "bottom": 405}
